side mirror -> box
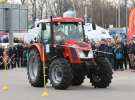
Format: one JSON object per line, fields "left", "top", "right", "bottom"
{"left": 42, "top": 23, "right": 46, "bottom": 30}
{"left": 92, "top": 23, "right": 96, "bottom": 30}
{"left": 82, "top": 22, "right": 85, "bottom": 25}
{"left": 37, "top": 24, "right": 40, "bottom": 27}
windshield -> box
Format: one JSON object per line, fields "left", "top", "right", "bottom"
{"left": 53, "top": 22, "right": 84, "bottom": 42}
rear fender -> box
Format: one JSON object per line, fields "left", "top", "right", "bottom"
{"left": 29, "top": 43, "right": 46, "bottom": 62}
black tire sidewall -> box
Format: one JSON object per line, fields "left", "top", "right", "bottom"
{"left": 49, "top": 58, "right": 73, "bottom": 89}
{"left": 90, "top": 57, "right": 113, "bottom": 88}
{"left": 27, "top": 48, "right": 45, "bottom": 87}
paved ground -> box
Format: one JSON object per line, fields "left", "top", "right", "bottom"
{"left": 0, "top": 68, "right": 135, "bottom": 100}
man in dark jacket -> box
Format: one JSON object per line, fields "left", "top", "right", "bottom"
{"left": 106, "top": 39, "right": 115, "bottom": 69}
{"left": 122, "top": 42, "right": 131, "bottom": 70}
{"left": 97, "top": 39, "right": 108, "bottom": 57}
{"left": 22, "top": 44, "right": 28, "bottom": 67}
{"left": 0, "top": 46, "right": 4, "bottom": 69}
{"left": 15, "top": 44, "right": 24, "bottom": 67}
{"left": 128, "top": 40, "right": 135, "bottom": 69}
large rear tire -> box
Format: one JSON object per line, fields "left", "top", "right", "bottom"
{"left": 49, "top": 58, "right": 73, "bottom": 90}
{"left": 27, "top": 48, "right": 48, "bottom": 87}
{"left": 88, "top": 57, "right": 113, "bottom": 88}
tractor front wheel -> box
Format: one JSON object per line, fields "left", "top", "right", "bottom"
{"left": 72, "top": 66, "right": 85, "bottom": 86}
{"left": 49, "top": 58, "right": 73, "bottom": 90}
{"left": 88, "top": 57, "right": 113, "bottom": 88}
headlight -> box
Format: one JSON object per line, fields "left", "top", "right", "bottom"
{"left": 78, "top": 50, "right": 93, "bottom": 59}
{"left": 88, "top": 50, "right": 93, "bottom": 58}
{"left": 78, "top": 51, "right": 86, "bottom": 58}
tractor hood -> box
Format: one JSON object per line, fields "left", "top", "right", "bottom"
{"left": 64, "top": 40, "right": 91, "bottom": 51}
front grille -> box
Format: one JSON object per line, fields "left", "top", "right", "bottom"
{"left": 81, "top": 59, "right": 93, "bottom": 62}
{"left": 83, "top": 51, "right": 89, "bottom": 57}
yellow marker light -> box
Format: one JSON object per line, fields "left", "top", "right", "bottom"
{"left": 2, "top": 85, "right": 9, "bottom": 91}
{"left": 42, "top": 91, "right": 49, "bottom": 97}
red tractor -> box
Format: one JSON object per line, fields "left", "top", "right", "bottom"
{"left": 27, "top": 17, "right": 113, "bottom": 90}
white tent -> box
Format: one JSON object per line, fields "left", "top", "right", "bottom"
{"left": 84, "top": 23, "right": 112, "bottom": 41}
{"left": 24, "top": 28, "right": 40, "bottom": 43}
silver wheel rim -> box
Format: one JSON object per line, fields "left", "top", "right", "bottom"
{"left": 29, "top": 53, "right": 38, "bottom": 81}
{"left": 51, "top": 65, "right": 63, "bottom": 84}
{"left": 92, "top": 74, "right": 101, "bottom": 82}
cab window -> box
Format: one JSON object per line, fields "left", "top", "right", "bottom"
{"left": 42, "top": 23, "right": 51, "bottom": 44}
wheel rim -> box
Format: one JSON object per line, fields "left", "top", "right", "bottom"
{"left": 29, "top": 53, "right": 39, "bottom": 81}
{"left": 92, "top": 74, "right": 101, "bottom": 82}
{"left": 51, "top": 65, "right": 63, "bottom": 84}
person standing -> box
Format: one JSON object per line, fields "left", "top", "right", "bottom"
{"left": 0, "top": 45, "right": 4, "bottom": 69}
{"left": 106, "top": 39, "right": 115, "bottom": 69}
{"left": 16, "top": 44, "right": 24, "bottom": 67}
{"left": 97, "top": 39, "right": 108, "bottom": 57}
{"left": 123, "top": 42, "right": 131, "bottom": 70}
{"left": 128, "top": 39, "right": 135, "bottom": 69}
{"left": 22, "top": 43, "right": 29, "bottom": 67}
{"left": 14, "top": 45, "right": 19, "bottom": 68}
{"left": 114, "top": 42, "right": 124, "bottom": 71}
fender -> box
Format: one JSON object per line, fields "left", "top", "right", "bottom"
{"left": 64, "top": 47, "right": 81, "bottom": 64}
{"left": 29, "top": 43, "right": 46, "bottom": 62}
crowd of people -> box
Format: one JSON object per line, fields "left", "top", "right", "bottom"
{"left": 91, "top": 38, "right": 135, "bottom": 71}
{"left": 0, "top": 37, "right": 135, "bottom": 71}
{"left": 0, "top": 43, "right": 29, "bottom": 69}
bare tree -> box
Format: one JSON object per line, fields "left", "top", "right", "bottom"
{"left": 20, "top": 0, "right": 26, "bottom": 5}
{"left": 52, "top": 0, "right": 73, "bottom": 17}
{"left": 30, "top": 0, "right": 37, "bottom": 25}
{"left": 131, "top": 0, "right": 135, "bottom": 7}
{"left": 37, "top": 0, "right": 47, "bottom": 19}
{"left": 25, "top": 0, "right": 133, "bottom": 28}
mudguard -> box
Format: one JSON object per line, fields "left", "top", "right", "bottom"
{"left": 29, "top": 43, "right": 46, "bottom": 62}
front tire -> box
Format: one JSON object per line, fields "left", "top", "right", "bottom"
{"left": 27, "top": 48, "right": 48, "bottom": 87}
{"left": 88, "top": 57, "right": 113, "bottom": 88}
{"left": 49, "top": 58, "right": 73, "bottom": 90}
{"left": 72, "top": 66, "right": 85, "bottom": 86}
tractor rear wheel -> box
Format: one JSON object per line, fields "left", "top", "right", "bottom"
{"left": 27, "top": 48, "right": 48, "bottom": 87}
{"left": 88, "top": 57, "right": 113, "bottom": 88}
{"left": 49, "top": 58, "right": 73, "bottom": 90}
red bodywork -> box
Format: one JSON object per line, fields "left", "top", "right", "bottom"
{"left": 37, "top": 17, "right": 83, "bottom": 23}
{"left": 63, "top": 40, "right": 91, "bottom": 64}
{"left": 30, "top": 40, "right": 91, "bottom": 64}
{"left": 30, "top": 43, "right": 47, "bottom": 62}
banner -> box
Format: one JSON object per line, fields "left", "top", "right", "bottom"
{"left": 128, "top": 8, "right": 135, "bottom": 41}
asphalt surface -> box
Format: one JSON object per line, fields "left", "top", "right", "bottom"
{"left": 0, "top": 68, "right": 135, "bottom": 100}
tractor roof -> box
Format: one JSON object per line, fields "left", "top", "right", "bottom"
{"left": 37, "top": 17, "right": 83, "bottom": 23}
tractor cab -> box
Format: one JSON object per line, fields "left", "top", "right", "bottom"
{"left": 42, "top": 21, "right": 84, "bottom": 44}
{"left": 36, "top": 17, "right": 85, "bottom": 44}
{"left": 36, "top": 17, "right": 93, "bottom": 63}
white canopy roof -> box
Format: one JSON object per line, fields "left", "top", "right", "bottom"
{"left": 84, "top": 23, "right": 112, "bottom": 41}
